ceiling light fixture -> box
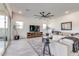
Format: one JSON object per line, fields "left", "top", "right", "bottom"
{"left": 18, "top": 11, "right": 22, "bottom": 14}
{"left": 65, "top": 11, "right": 69, "bottom": 14}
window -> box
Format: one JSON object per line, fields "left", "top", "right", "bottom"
{"left": 16, "top": 21, "right": 23, "bottom": 29}
{"left": 0, "top": 15, "right": 8, "bottom": 28}
{"left": 43, "top": 24, "right": 47, "bottom": 29}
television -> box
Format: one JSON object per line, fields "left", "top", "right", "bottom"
{"left": 30, "top": 25, "right": 40, "bottom": 32}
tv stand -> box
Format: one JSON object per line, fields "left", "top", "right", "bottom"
{"left": 27, "top": 32, "right": 43, "bottom": 38}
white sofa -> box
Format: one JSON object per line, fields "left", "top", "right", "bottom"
{"left": 50, "top": 41, "right": 68, "bottom": 56}
{"left": 50, "top": 35, "right": 79, "bottom": 56}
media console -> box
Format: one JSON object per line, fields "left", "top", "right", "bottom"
{"left": 27, "top": 32, "right": 43, "bottom": 38}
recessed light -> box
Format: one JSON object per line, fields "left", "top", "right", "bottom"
{"left": 18, "top": 11, "right": 22, "bottom": 14}
{"left": 65, "top": 11, "right": 69, "bottom": 14}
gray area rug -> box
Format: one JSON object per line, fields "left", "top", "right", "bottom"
{"left": 27, "top": 37, "right": 43, "bottom": 56}
{"left": 27, "top": 37, "right": 51, "bottom": 56}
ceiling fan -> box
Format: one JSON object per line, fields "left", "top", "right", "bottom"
{"left": 34, "top": 11, "right": 54, "bottom": 18}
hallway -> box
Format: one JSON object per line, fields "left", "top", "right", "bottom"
{"left": 4, "top": 39, "right": 38, "bottom": 56}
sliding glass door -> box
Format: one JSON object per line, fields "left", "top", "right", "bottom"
{"left": 0, "top": 3, "right": 11, "bottom": 56}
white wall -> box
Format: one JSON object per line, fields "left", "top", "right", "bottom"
{"left": 12, "top": 13, "right": 47, "bottom": 39}
{"left": 12, "top": 11, "right": 79, "bottom": 39}
{"left": 48, "top": 11, "right": 79, "bottom": 33}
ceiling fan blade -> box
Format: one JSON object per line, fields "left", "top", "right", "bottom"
{"left": 34, "top": 15, "right": 42, "bottom": 18}
{"left": 34, "top": 16, "right": 41, "bottom": 19}
{"left": 39, "top": 17, "right": 43, "bottom": 20}
{"left": 46, "top": 15, "right": 54, "bottom": 18}
{"left": 50, "top": 15, "right": 54, "bottom": 16}
{"left": 46, "top": 13, "right": 51, "bottom": 16}
{"left": 34, "top": 15, "right": 41, "bottom": 16}
{"left": 40, "top": 12, "right": 45, "bottom": 16}
{"left": 48, "top": 15, "right": 54, "bottom": 17}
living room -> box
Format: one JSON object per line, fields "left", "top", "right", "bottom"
{"left": 1, "top": 3, "right": 79, "bottom": 56}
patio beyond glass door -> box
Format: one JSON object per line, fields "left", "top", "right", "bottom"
{"left": 0, "top": 15, "right": 6, "bottom": 56}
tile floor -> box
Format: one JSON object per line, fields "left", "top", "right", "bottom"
{"left": 4, "top": 39, "right": 38, "bottom": 56}
{"left": 4, "top": 37, "right": 51, "bottom": 56}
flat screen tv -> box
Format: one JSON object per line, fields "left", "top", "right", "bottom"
{"left": 30, "top": 25, "right": 40, "bottom": 32}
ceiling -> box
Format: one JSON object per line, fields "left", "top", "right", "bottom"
{"left": 9, "top": 3, "right": 79, "bottom": 18}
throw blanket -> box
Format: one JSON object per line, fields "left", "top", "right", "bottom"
{"left": 61, "top": 36, "right": 79, "bottom": 53}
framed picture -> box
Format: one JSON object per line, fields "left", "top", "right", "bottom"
{"left": 61, "top": 22, "right": 72, "bottom": 30}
